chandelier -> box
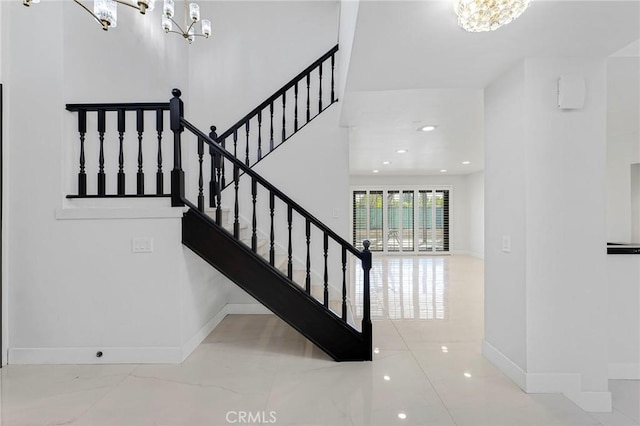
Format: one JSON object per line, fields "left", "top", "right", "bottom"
{"left": 161, "top": 0, "right": 211, "bottom": 44}
{"left": 23, "top": 0, "right": 153, "bottom": 30}
{"left": 22, "top": 0, "right": 211, "bottom": 43}
{"left": 454, "top": 0, "right": 532, "bottom": 32}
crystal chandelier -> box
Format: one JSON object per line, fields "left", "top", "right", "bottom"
{"left": 454, "top": 0, "right": 532, "bottom": 32}
{"left": 161, "top": 0, "right": 211, "bottom": 44}
{"left": 23, "top": 0, "right": 155, "bottom": 31}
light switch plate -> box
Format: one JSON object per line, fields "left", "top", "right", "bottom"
{"left": 132, "top": 237, "right": 154, "bottom": 253}
{"left": 502, "top": 235, "right": 511, "bottom": 253}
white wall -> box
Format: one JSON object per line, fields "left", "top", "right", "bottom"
{"left": 484, "top": 58, "right": 611, "bottom": 412}
{"left": 606, "top": 57, "right": 640, "bottom": 243}
{"left": 187, "top": 1, "right": 340, "bottom": 132}
{"left": 607, "top": 255, "right": 640, "bottom": 379}
{"left": 337, "top": 0, "right": 360, "bottom": 106}
{"left": 466, "top": 171, "right": 484, "bottom": 259}
{"left": 349, "top": 174, "right": 470, "bottom": 254}
{"left": 484, "top": 61, "right": 527, "bottom": 372}
{"left": 0, "top": 0, "right": 3, "bottom": 81}
{"left": 257, "top": 107, "right": 349, "bottom": 238}
{"left": 0, "top": 0, "right": 6, "bottom": 366}
{"left": 2, "top": 0, "right": 340, "bottom": 363}
{"left": 604, "top": 57, "right": 640, "bottom": 380}
{"left": 633, "top": 164, "right": 640, "bottom": 241}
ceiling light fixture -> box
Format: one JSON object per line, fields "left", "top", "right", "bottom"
{"left": 396, "top": 149, "right": 408, "bottom": 154}
{"left": 462, "top": 161, "right": 471, "bottom": 165}
{"left": 372, "top": 170, "right": 380, "bottom": 173}
{"left": 383, "top": 161, "right": 391, "bottom": 165}
{"left": 23, "top": 0, "right": 211, "bottom": 42}
{"left": 454, "top": 0, "right": 532, "bottom": 32}
{"left": 440, "top": 169, "right": 447, "bottom": 173}
{"left": 24, "top": 0, "right": 153, "bottom": 31}
{"left": 418, "top": 125, "right": 437, "bottom": 132}
{"left": 162, "top": 0, "right": 211, "bottom": 43}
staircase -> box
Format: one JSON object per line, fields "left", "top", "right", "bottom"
{"left": 64, "top": 46, "right": 373, "bottom": 362}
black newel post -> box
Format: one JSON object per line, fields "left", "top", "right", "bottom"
{"left": 361, "top": 240, "right": 373, "bottom": 361}
{"left": 170, "top": 88, "right": 185, "bottom": 207}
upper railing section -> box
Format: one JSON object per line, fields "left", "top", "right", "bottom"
{"left": 65, "top": 102, "right": 170, "bottom": 197}
{"left": 64, "top": 45, "right": 338, "bottom": 198}
{"left": 213, "top": 44, "right": 339, "bottom": 186}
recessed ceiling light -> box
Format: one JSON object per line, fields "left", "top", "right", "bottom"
{"left": 464, "top": 372, "right": 472, "bottom": 378}
{"left": 382, "top": 161, "right": 391, "bottom": 165}
{"left": 383, "top": 375, "right": 391, "bottom": 381}
{"left": 441, "top": 346, "right": 448, "bottom": 353}
{"left": 440, "top": 169, "right": 447, "bottom": 173}
{"left": 396, "top": 149, "right": 408, "bottom": 154}
{"left": 462, "top": 161, "right": 471, "bottom": 165}
{"left": 374, "top": 348, "right": 380, "bottom": 354}
{"left": 398, "top": 413, "right": 407, "bottom": 420}
{"left": 418, "top": 125, "right": 437, "bottom": 132}
{"left": 372, "top": 169, "right": 379, "bottom": 173}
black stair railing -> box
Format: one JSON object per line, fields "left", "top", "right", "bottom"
{"left": 213, "top": 44, "right": 338, "bottom": 190}
{"left": 170, "top": 89, "right": 372, "bottom": 360}
{"left": 65, "top": 102, "right": 170, "bottom": 197}
{"left": 65, "top": 45, "right": 338, "bottom": 199}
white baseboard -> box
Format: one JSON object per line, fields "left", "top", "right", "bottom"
{"left": 179, "top": 306, "right": 229, "bottom": 362}
{"left": 469, "top": 251, "right": 485, "bottom": 260}
{"left": 451, "top": 250, "right": 485, "bottom": 259}
{"left": 482, "top": 340, "right": 612, "bottom": 412}
{"left": 9, "top": 346, "right": 183, "bottom": 365}
{"left": 608, "top": 363, "right": 640, "bottom": 380}
{"left": 9, "top": 304, "right": 272, "bottom": 366}
{"left": 451, "top": 250, "right": 471, "bottom": 256}
{"left": 482, "top": 340, "right": 527, "bottom": 390}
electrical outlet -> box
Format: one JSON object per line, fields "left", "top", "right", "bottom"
{"left": 132, "top": 237, "right": 154, "bottom": 253}
{"left": 502, "top": 235, "right": 511, "bottom": 253}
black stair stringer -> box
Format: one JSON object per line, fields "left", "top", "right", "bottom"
{"left": 182, "top": 207, "right": 369, "bottom": 361}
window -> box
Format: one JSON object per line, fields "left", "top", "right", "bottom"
{"left": 352, "top": 188, "right": 450, "bottom": 253}
{"left": 418, "top": 189, "right": 449, "bottom": 252}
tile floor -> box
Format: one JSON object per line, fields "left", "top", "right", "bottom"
{"left": 1, "top": 255, "right": 638, "bottom": 425}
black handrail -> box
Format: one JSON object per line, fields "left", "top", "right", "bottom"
{"left": 181, "top": 117, "right": 362, "bottom": 259}
{"left": 217, "top": 44, "right": 338, "bottom": 141}
{"left": 66, "top": 103, "right": 169, "bottom": 112}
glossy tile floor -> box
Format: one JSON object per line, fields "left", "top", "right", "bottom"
{"left": 1, "top": 255, "right": 638, "bottom": 425}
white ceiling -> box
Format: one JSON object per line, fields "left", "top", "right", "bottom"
{"left": 343, "top": 89, "right": 484, "bottom": 175}
{"left": 342, "top": 0, "right": 640, "bottom": 176}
